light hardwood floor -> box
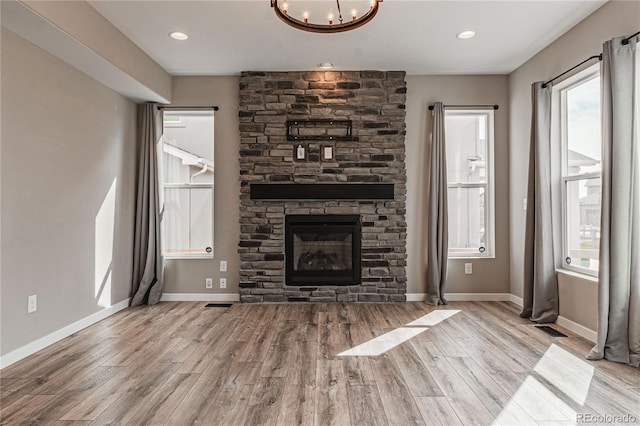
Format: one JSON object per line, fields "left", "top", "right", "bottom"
{"left": 1, "top": 301, "right": 639, "bottom": 425}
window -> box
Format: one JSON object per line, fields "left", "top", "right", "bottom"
{"left": 445, "top": 109, "right": 495, "bottom": 257}
{"left": 161, "top": 110, "right": 214, "bottom": 259}
{"left": 559, "top": 71, "right": 601, "bottom": 275}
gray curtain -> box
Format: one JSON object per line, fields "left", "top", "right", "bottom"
{"left": 521, "top": 83, "right": 559, "bottom": 323}
{"left": 426, "top": 102, "right": 448, "bottom": 306}
{"left": 131, "top": 103, "right": 165, "bottom": 306}
{"left": 588, "top": 36, "right": 639, "bottom": 366}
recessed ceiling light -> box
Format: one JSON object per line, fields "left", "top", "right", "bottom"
{"left": 169, "top": 31, "right": 189, "bottom": 41}
{"left": 318, "top": 62, "right": 334, "bottom": 70}
{"left": 457, "top": 30, "right": 476, "bottom": 40}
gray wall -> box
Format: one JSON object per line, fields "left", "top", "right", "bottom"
{"left": 162, "top": 77, "right": 241, "bottom": 295}
{"left": 405, "top": 75, "right": 510, "bottom": 295}
{"left": 0, "top": 29, "right": 137, "bottom": 356}
{"left": 508, "top": 0, "right": 640, "bottom": 328}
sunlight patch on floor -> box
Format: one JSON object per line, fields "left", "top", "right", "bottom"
{"left": 338, "top": 327, "right": 429, "bottom": 357}
{"left": 338, "top": 309, "right": 462, "bottom": 357}
{"left": 509, "top": 376, "right": 577, "bottom": 423}
{"left": 534, "top": 344, "right": 595, "bottom": 405}
{"left": 406, "top": 310, "right": 461, "bottom": 327}
{"left": 492, "top": 396, "right": 538, "bottom": 426}
{"left": 493, "top": 343, "right": 594, "bottom": 425}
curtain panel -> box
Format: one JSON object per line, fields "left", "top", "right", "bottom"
{"left": 131, "top": 103, "right": 165, "bottom": 306}
{"left": 588, "top": 36, "right": 640, "bottom": 366}
{"left": 426, "top": 102, "right": 449, "bottom": 306}
{"left": 521, "top": 82, "right": 559, "bottom": 323}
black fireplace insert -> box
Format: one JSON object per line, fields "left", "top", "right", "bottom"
{"left": 285, "top": 215, "right": 361, "bottom": 286}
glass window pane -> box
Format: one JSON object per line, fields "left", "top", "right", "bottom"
{"left": 565, "top": 178, "right": 600, "bottom": 272}
{"left": 445, "top": 113, "right": 488, "bottom": 184}
{"left": 163, "top": 187, "right": 213, "bottom": 256}
{"left": 163, "top": 112, "right": 214, "bottom": 185}
{"left": 566, "top": 76, "right": 601, "bottom": 175}
{"left": 447, "top": 186, "right": 487, "bottom": 254}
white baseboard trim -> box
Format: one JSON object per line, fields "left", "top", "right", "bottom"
{"left": 0, "top": 298, "right": 130, "bottom": 370}
{"left": 406, "top": 293, "right": 512, "bottom": 302}
{"left": 405, "top": 293, "right": 426, "bottom": 302}
{"left": 556, "top": 315, "right": 597, "bottom": 343}
{"left": 446, "top": 293, "right": 512, "bottom": 301}
{"left": 160, "top": 293, "right": 240, "bottom": 303}
{"left": 509, "top": 294, "right": 524, "bottom": 307}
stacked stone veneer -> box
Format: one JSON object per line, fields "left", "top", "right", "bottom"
{"left": 238, "top": 71, "right": 407, "bottom": 303}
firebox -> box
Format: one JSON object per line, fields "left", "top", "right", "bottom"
{"left": 285, "top": 215, "right": 361, "bottom": 286}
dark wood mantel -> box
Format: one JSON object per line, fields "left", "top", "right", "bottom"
{"left": 249, "top": 183, "right": 394, "bottom": 200}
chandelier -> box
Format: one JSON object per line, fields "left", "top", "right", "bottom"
{"left": 271, "top": 0, "right": 383, "bottom": 34}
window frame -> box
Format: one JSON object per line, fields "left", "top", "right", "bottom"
{"left": 161, "top": 110, "right": 215, "bottom": 260}
{"left": 557, "top": 67, "right": 601, "bottom": 277}
{"left": 445, "top": 108, "right": 496, "bottom": 259}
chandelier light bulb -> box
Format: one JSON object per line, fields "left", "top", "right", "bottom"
{"left": 303, "top": 10, "right": 309, "bottom": 23}
{"left": 352, "top": 8, "right": 357, "bottom": 21}
{"left": 282, "top": 0, "right": 288, "bottom": 13}
{"left": 328, "top": 12, "right": 333, "bottom": 25}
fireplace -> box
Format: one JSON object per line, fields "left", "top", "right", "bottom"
{"left": 238, "top": 71, "right": 407, "bottom": 303}
{"left": 285, "top": 215, "right": 361, "bottom": 286}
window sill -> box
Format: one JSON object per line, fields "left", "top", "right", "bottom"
{"left": 556, "top": 269, "right": 598, "bottom": 283}
{"left": 165, "top": 254, "right": 214, "bottom": 261}
{"left": 448, "top": 255, "right": 495, "bottom": 260}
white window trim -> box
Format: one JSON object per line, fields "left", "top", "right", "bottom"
{"left": 556, "top": 66, "right": 600, "bottom": 277}
{"left": 446, "top": 109, "right": 496, "bottom": 259}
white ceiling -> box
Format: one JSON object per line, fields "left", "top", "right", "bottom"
{"left": 88, "top": 0, "right": 607, "bottom": 76}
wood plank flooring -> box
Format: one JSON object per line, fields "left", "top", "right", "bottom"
{"left": 1, "top": 301, "right": 639, "bottom": 425}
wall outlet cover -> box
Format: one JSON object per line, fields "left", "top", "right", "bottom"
{"left": 220, "top": 261, "right": 227, "bottom": 272}
{"left": 464, "top": 263, "right": 473, "bottom": 275}
{"left": 27, "top": 294, "right": 37, "bottom": 313}
{"left": 220, "top": 278, "right": 227, "bottom": 289}
{"left": 205, "top": 278, "right": 213, "bottom": 289}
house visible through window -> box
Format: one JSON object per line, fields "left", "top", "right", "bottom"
{"left": 161, "top": 110, "right": 214, "bottom": 259}
{"left": 445, "top": 109, "right": 495, "bottom": 257}
{"left": 559, "top": 71, "right": 601, "bottom": 275}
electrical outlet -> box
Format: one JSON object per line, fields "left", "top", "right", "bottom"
{"left": 523, "top": 198, "right": 528, "bottom": 211}
{"left": 220, "top": 260, "right": 227, "bottom": 272}
{"left": 219, "top": 278, "right": 227, "bottom": 289}
{"left": 205, "top": 278, "right": 213, "bottom": 289}
{"left": 464, "top": 263, "right": 473, "bottom": 275}
{"left": 28, "top": 294, "right": 37, "bottom": 313}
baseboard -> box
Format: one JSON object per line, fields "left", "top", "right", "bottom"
{"left": 159, "top": 293, "right": 240, "bottom": 302}
{"left": 556, "top": 315, "right": 597, "bottom": 343}
{"left": 405, "top": 293, "right": 426, "bottom": 302}
{"left": 0, "top": 298, "right": 130, "bottom": 369}
{"left": 509, "top": 294, "right": 524, "bottom": 307}
{"left": 406, "top": 293, "right": 512, "bottom": 302}
{"left": 446, "top": 293, "right": 512, "bottom": 301}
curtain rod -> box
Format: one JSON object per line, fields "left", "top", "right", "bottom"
{"left": 428, "top": 104, "right": 498, "bottom": 111}
{"left": 541, "top": 31, "right": 638, "bottom": 88}
{"left": 158, "top": 106, "right": 219, "bottom": 111}
{"left": 622, "top": 30, "right": 640, "bottom": 45}
{"left": 541, "top": 54, "right": 601, "bottom": 88}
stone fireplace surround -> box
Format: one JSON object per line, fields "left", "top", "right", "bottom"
{"left": 238, "top": 70, "right": 407, "bottom": 303}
